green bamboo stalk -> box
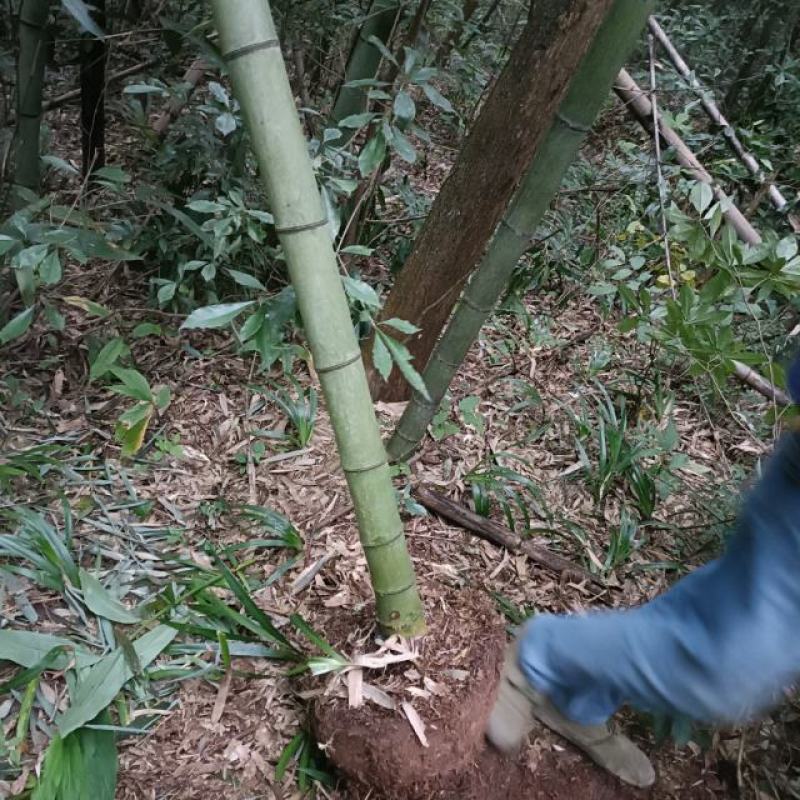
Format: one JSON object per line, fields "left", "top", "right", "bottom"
{"left": 387, "top": 0, "right": 654, "bottom": 462}
{"left": 14, "top": 0, "right": 50, "bottom": 204}
{"left": 328, "top": 0, "right": 400, "bottom": 145}
{"left": 211, "top": 0, "right": 424, "bottom": 636}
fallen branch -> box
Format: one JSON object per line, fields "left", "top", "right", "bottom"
{"left": 733, "top": 360, "right": 791, "bottom": 406}
{"left": 415, "top": 487, "right": 605, "bottom": 588}
{"left": 648, "top": 16, "right": 799, "bottom": 233}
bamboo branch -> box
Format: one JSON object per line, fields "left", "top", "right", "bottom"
{"left": 152, "top": 58, "right": 209, "bottom": 139}
{"left": 648, "top": 16, "right": 799, "bottom": 232}
{"left": 416, "top": 487, "right": 604, "bottom": 588}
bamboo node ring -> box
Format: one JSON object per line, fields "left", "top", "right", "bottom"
{"left": 223, "top": 39, "right": 280, "bottom": 62}
{"left": 363, "top": 530, "right": 405, "bottom": 551}
{"left": 556, "top": 112, "right": 591, "bottom": 133}
{"left": 275, "top": 218, "right": 329, "bottom": 235}
{"left": 343, "top": 458, "right": 387, "bottom": 475}
{"left": 316, "top": 352, "right": 361, "bottom": 374}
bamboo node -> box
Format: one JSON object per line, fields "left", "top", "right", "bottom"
{"left": 556, "top": 111, "right": 591, "bottom": 133}
{"left": 223, "top": 39, "right": 280, "bottom": 62}
{"left": 376, "top": 580, "right": 418, "bottom": 597}
{"left": 275, "top": 217, "right": 329, "bottom": 235}
{"left": 432, "top": 352, "right": 463, "bottom": 370}
{"left": 343, "top": 458, "right": 388, "bottom": 475}
{"left": 362, "top": 530, "right": 405, "bottom": 551}
{"left": 316, "top": 352, "right": 361, "bottom": 374}
{"left": 460, "top": 294, "right": 495, "bottom": 315}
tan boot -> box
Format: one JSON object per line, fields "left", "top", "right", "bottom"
{"left": 487, "top": 640, "right": 656, "bottom": 789}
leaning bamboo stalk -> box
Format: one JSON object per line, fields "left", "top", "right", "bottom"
{"left": 328, "top": 0, "right": 401, "bottom": 146}
{"left": 614, "top": 68, "right": 763, "bottom": 245}
{"left": 13, "top": 0, "right": 50, "bottom": 203}
{"left": 388, "top": 0, "right": 654, "bottom": 462}
{"left": 614, "top": 70, "right": 791, "bottom": 408}
{"left": 210, "top": 0, "right": 424, "bottom": 635}
{"left": 648, "top": 16, "right": 797, "bottom": 228}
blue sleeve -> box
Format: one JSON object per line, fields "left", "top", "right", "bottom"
{"left": 789, "top": 354, "right": 800, "bottom": 405}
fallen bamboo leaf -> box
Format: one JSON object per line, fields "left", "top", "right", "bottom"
{"left": 211, "top": 669, "right": 233, "bottom": 723}
{"left": 401, "top": 701, "right": 428, "bottom": 748}
{"left": 362, "top": 682, "right": 395, "bottom": 710}
{"left": 347, "top": 667, "right": 364, "bottom": 708}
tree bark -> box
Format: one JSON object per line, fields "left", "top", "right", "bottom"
{"left": 80, "top": 0, "right": 107, "bottom": 178}
{"left": 368, "top": 0, "right": 616, "bottom": 401}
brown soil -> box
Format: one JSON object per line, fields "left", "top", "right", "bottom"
{"left": 314, "top": 586, "right": 507, "bottom": 798}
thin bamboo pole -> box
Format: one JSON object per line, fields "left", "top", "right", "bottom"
{"left": 13, "top": 0, "right": 50, "bottom": 203}
{"left": 613, "top": 69, "right": 763, "bottom": 245}
{"left": 614, "top": 70, "right": 791, "bottom": 408}
{"left": 648, "top": 16, "right": 797, "bottom": 228}
{"left": 210, "top": 0, "right": 424, "bottom": 635}
{"left": 388, "top": 0, "right": 654, "bottom": 462}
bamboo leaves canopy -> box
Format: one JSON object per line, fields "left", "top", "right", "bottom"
{"left": 210, "top": 0, "right": 424, "bottom": 635}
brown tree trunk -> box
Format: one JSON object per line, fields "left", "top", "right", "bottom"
{"left": 368, "top": 0, "right": 616, "bottom": 401}
{"left": 80, "top": 0, "right": 106, "bottom": 178}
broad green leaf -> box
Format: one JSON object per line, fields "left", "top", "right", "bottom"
{"left": 153, "top": 385, "right": 171, "bottom": 410}
{"left": 157, "top": 282, "right": 176, "bottom": 304}
{"left": 62, "top": 296, "right": 112, "bottom": 318}
{"left": 0, "top": 646, "right": 68, "bottom": 694}
{"left": 340, "top": 245, "right": 374, "bottom": 256}
{"left": 0, "top": 235, "right": 17, "bottom": 256}
{"left": 115, "top": 407, "right": 153, "bottom": 457}
{"left": 338, "top": 112, "right": 376, "bottom": 129}
{"left": 422, "top": 83, "right": 454, "bottom": 113}
{"left": 57, "top": 626, "right": 177, "bottom": 737}
{"left": 393, "top": 91, "right": 416, "bottom": 122}
{"left": 0, "top": 306, "right": 34, "bottom": 344}
{"left": 380, "top": 332, "right": 430, "bottom": 400}
{"left": 0, "top": 630, "right": 77, "bottom": 669}
{"left": 216, "top": 112, "right": 237, "bottom": 137}
{"left": 110, "top": 367, "right": 152, "bottom": 402}
{"left": 381, "top": 317, "right": 420, "bottom": 335}
{"left": 131, "top": 323, "right": 162, "bottom": 338}
{"left": 372, "top": 331, "right": 392, "bottom": 381}
{"left": 343, "top": 275, "right": 380, "bottom": 308}
{"left": 80, "top": 569, "right": 141, "bottom": 624}
{"left": 689, "top": 181, "right": 713, "bottom": 215}
{"left": 123, "top": 82, "right": 167, "bottom": 96}
{"left": 366, "top": 34, "right": 397, "bottom": 66}
{"left": 187, "top": 200, "right": 226, "bottom": 214}
{"left": 358, "top": 131, "right": 387, "bottom": 177}
{"left": 61, "top": 0, "right": 105, "bottom": 37}
{"left": 89, "top": 338, "right": 125, "bottom": 381}
{"left": 14, "top": 243, "right": 48, "bottom": 269}
{"left": 390, "top": 127, "right": 417, "bottom": 164}
{"left": 181, "top": 301, "right": 255, "bottom": 330}
{"left": 39, "top": 252, "right": 62, "bottom": 285}
{"left": 227, "top": 269, "right": 266, "bottom": 291}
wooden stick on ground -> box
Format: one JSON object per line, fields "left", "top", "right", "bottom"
{"left": 416, "top": 486, "right": 605, "bottom": 588}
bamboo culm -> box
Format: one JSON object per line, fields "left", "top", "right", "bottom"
{"left": 388, "top": 0, "right": 654, "bottom": 462}
{"left": 14, "top": 0, "right": 50, "bottom": 204}
{"left": 328, "top": 0, "right": 400, "bottom": 146}
{"left": 211, "top": 0, "right": 424, "bottom": 636}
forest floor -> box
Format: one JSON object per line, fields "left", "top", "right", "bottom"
{"left": 2, "top": 63, "right": 800, "bottom": 800}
